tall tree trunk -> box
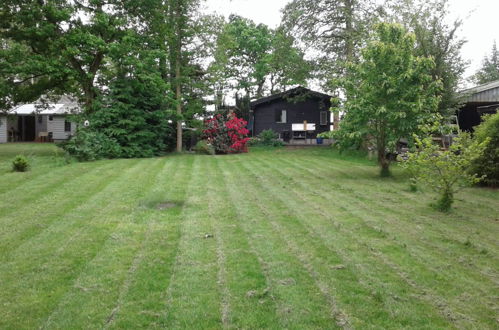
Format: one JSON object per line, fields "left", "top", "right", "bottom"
{"left": 344, "top": 0, "right": 355, "bottom": 62}
{"left": 334, "top": 0, "right": 355, "bottom": 131}
{"left": 256, "top": 80, "right": 265, "bottom": 98}
{"left": 170, "top": 0, "right": 183, "bottom": 153}
{"left": 377, "top": 135, "right": 390, "bottom": 177}
{"left": 175, "top": 55, "right": 182, "bottom": 152}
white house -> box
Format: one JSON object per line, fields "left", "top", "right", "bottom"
{"left": 0, "top": 97, "right": 79, "bottom": 143}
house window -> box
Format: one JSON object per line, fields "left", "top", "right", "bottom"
{"left": 275, "top": 109, "right": 287, "bottom": 123}
{"left": 48, "top": 115, "right": 53, "bottom": 121}
{"left": 320, "top": 111, "right": 328, "bottom": 126}
{"left": 64, "top": 120, "right": 71, "bottom": 132}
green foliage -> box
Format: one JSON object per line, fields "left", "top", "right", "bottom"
{"left": 385, "top": 0, "right": 467, "bottom": 118}
{"left": 60, "top": 130, "right": 122, "bottom": 162}
{"left": 12, "top": 155, "right": 29, "bottom": 172}
{"left": 403, "top": 125, "right": 489, "bottom": 212}
{"left": 333, "top": 23, "right": 441, "bottom": 176}
{"left": 473, "top": 42, "right": 499, "bottom": 85}
{"left": 194, "top": 140, "right": 215, "bottom": 155}
{"left": 0, "top": 0, "right": 128, "bottom": 112}
{"left": 209, "top": 15, "right": 310, "bottom": 104}
{"left": 91, "top": 64, "right": 176, "bottom": 158}
{"left": 282, "top": 0, "right": 379, "bottom": 88}
{"left": 469, "top": 112, "right": 499, "bottom": 187}
{"left": 250, "top": 129, "right": 285, "bottom": 147}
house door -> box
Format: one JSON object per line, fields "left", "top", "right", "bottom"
{"left": 18, "top": 116, "right": 36, "bottom": 141}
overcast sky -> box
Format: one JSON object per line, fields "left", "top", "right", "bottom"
{"left": 203, "top": 0, "right": 499, "bottom": 84}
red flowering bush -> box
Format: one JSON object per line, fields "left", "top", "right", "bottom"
{"left": 203, "top": 113, "right": 250, "bottom": 154}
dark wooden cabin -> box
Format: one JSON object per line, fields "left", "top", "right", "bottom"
{"left": 459, "top": 80, "right": 499, "bottom": 131}
{"left": 249, "top": 87, "right": 332, "bottom": 143}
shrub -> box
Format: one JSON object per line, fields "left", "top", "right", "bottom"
{"left": 470, "top": 112, "right": 499, "bottom": 187}
{"left": 194, "top": 140, "right": 215, "bottom": 155}
{"left": 403, "top": 126, "right": 488, "bottom": 212}
{"left": 254, "top": 129, "right": 285, "bottom": 147}
{"left": 203, "top": 113, "right": 250, "bottom": 154}
{"left": 12, "top": 155, "right": 30, "bottom": 172}
{"left": 60, "top": 129, "right": 122, "bottom": 161}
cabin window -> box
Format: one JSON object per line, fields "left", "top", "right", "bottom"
{"left": 320, "top": 111, "right": 328, "bottom": 126}
{"left": 48, "top": 115, "right": 53, "bottom": 121}
{"left": 275, "top": 110, "right": 287, "bottom": 123}
{"left": 64, "top": 120, "right": 71, "bottom": 132}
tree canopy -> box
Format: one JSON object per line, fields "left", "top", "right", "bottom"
{"left": 333, "top": 23, "right": 440, "bottom": 176}
{"left": 473, "top": 41, "right": 499, "bottom": 85}
{"left": 385, "top": 0, "right": 467, "bottom": 118}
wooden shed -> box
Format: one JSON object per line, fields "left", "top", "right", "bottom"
{"left": 459, "top": 80, "right": 499, "bottom": 131}
{"left": 249, "top": 87, "right": 332, "bottom": 144}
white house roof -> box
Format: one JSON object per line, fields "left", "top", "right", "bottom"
{"left": 12, "top": 103, "right": 67, "bottom": 115}
{"left": 7, "top": 96, "right": 81, "bottom": 115}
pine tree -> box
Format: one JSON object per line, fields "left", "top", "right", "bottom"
{"left": 474, "top": 42, "right": 499, "bottom": 85}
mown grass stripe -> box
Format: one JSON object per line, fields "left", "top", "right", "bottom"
{"left": 253, "top": 152, "right": 496, "bottom": 328}
{"left": 219, "top": 156, "right": 341, "bottom": 329}
{"left": 0, "top": 159, "right": 159, "bottom": 329}
{"left": 0, "top": 160, "right": 111, "bottom": 217}
{"left": 104, "top": 156, "right": 183, "bottom": 328}
{"left": 0, "top": 160, "right": 133, "bottom": 260}
{"left": 209, "top": 156, "right": 281, "bottom": 329}
{"left": 160, "top": 156, "right": 222, "bottom": 328}
{"left": 243, "top": 153, "right": 453, "bottom": 328}
{"left": 289, "top": 152, "right": 499, "bottom": 246}
{"left": 108, "top": 156, "right": 192, "bottom": 329}
{"left": 42, "top": 158, "right": 168, "bottom": 329}
{"left": 276, "top": 155, "right": 499, "bottom": 289}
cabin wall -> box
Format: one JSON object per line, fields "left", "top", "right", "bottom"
{"left": 47, "top": 116, "right": 76, "bottom": 141}
{"left": 458, "top": 102, "right": 498, "bottom": 132}
{"left": 0, "top": 116, "right": 6, "bottom": 143}
{"left": 253, "top": 97, "right": 331, "bottom": 138}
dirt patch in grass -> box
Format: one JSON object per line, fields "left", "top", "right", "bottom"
{"left": 156, "top": 202, "right": 178, "bottom": 210}
{"left": 138, "top": 197, "right": 184, "bottom": 211}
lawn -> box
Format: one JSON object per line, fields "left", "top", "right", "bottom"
{"left": 0, "top": 143, "right": 498, "bottom": 329}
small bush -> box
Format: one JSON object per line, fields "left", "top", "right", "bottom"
{"left": 60, "top": 130, "right": 122, "bottom": 161}
{"left": 403, "top": 125, "right": 488, "bottom": 212}
{"left": 470, "top": 112, "right": 499, "bottom": 187}
{"left": 250, "top": 129, "right": 285, "bottom": 147}
{"left": 194, "top": 140, "right": 215, "bottom": 155}
{"left": 12, "top": 155, "right": 30, "bottom": 172}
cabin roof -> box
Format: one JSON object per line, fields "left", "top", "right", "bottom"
{"left": 250, "top": 86, "right": 331, "bottom": 108}
{"left": 462, "top": 80, "right": 499, "bottom": 103}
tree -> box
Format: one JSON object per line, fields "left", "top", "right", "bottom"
{"left": 209, "top": 16, "right": 310, "bottom": 106}
{"left": 268, "top": 28, "right": 311, "bottom": 94}
{"left": 385, "top": 0, "right": 468, "bottom": 118}
{"left": 0, "top": 0, "right": 128, "bottom": 113}
{"left": 166, "top": 0, "right": 201, "bottom": 152}
{"left": 282, "top": 0, "right": 378, "bottom": 74}
{"left": 281, "top": 0, "right": 380, "bottom": 129}
{"left": 403, "top": 125, "right": 488, "bottom": 212}
{"left": 473, "top": 42, "right": 499, "bottom": 85}
{"left": 91, "top": 32, "right": 177, "bottom": 157}
{"left": 333, "top": 23, "right": 440, "bottom": 176}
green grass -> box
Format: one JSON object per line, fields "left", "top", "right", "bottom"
{"left": 0, "top": 143, "right": 498, "bottom": 329}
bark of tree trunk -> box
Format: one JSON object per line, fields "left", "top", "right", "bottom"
{"left": 336, "top": 0, "right": 354, "bottom": 131}
{"left": 377, "top": 143, "right": 391, "bottom": 177}
{"left": 176, "top": 59, "right": 182, "bottom": 152}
